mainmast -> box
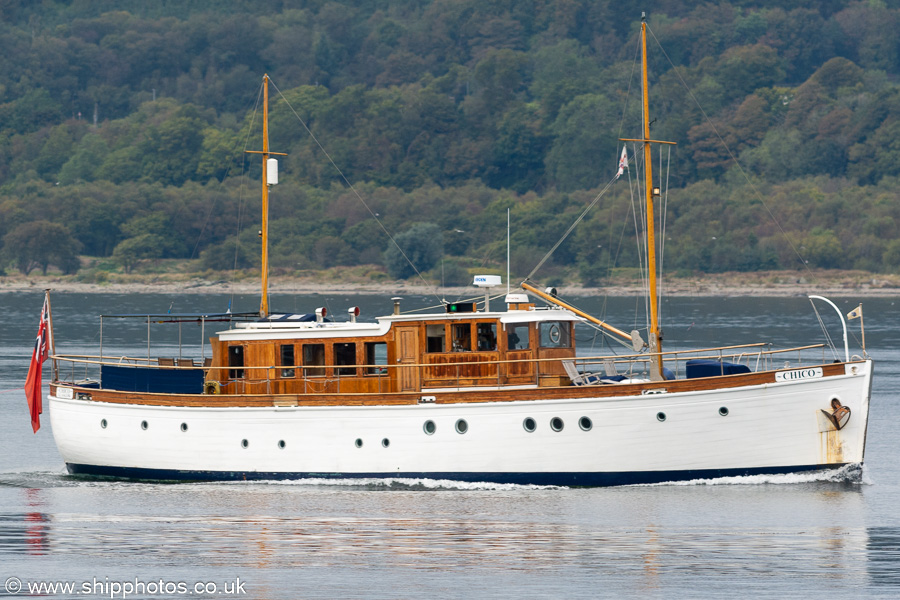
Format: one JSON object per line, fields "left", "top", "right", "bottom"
{"left": 246, "top": 75, "right": 287, "bottom": 318}
{"left": 621, "top": 13, "right": 676, "bottom": 381}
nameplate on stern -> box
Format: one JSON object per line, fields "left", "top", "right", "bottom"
{"left": 775, "top": 367, "right": 823, "bottom": 383}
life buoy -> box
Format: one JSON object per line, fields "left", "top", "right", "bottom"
{"left": 204, "top": 381, "right": 221, "bottom": 395}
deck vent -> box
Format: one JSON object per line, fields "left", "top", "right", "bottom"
{"left": 348, "top": 306, "right": 360, "bottom": 323}
{"left": 315, "top": 307, "right": 327, "bottom": 323}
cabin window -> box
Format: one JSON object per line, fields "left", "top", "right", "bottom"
{"left": 280, "top": 344, "right": 295, "bottom": 378}
{"left": 476, "top": 322, "right": 497, "bottom": 351}
{"left": 334, "top": 342, "right": 357, "bottom": 376}
{"left": 426, "top": 325, "right": 445, "bottom": 353}
{"left": 365, "top": 342, "right": 388, "bottom": 375}
{"left": 539, "top": 321, "right": 572, "bottom": 348}
{"left": 451, "top": 323, "right": 472, "bottom": 352}
{"left": 228, "top": 345, "right": 244, "bottom": 379}
{"left": 303, "top": 344, "right": 325, "bottom": 377}
{"left": 507, "top": 324, "right": 530, "bottom": 350}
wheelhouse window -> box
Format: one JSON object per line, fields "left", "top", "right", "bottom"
{"left": 426, "top": 325, "right": 445, "bottom": 353}
{"left": 303, "top": 344, "right": 325, "bottom": 377}
{"left": 507, "top": 324, "right": 530, "bottom": 350}
{"left": 539, "top": 321, "right": 572, "bottom": 348}
{"left": 451, "top": 323, "right": 471, "bottom": 352}
{"left": 228, "top": 345, "right": 244, "bottom": 379}
{"left": 280, "top": 344, "right": 295, "bottom": 378}
{"left": 334, "top": 342, "right": 357, "bottom": 376}
{"left": 476, "top": 322, "right": 497, "bottom": 351}
{"left": 365, "top": 342, "right": 388, "bottom": 375}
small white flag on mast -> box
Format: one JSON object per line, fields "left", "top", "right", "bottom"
{"left": 616, "top": 146, "right": 628, "bottom": 179}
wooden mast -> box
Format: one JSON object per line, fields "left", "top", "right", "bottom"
{"left": 620, "top": 13, "right": 676, "bottom": 380}
{"left": 246, "top": 75, "right": 287, "bottom": 318}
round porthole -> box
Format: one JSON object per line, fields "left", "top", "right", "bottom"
{"left": 455, "top": 419, "right": 468, "bottom": 434}
{"left": 180, "top": 422, "right": 188, "bottom": 432}
{"left": 523, "top": 417, "right": 536, "bottom": 432}
{"left": 656, "top": 412, "right": 667, "bottom": 422}
{"left": 355, "top": 438, "right": 363, "bottom": 448}
{"left": 718, "top": 406, "right": 729, "bottom": 417}
{"left": 382, "top": 438, "right": 390, "bottom": 448}
{"left": 140, "top": 420, "right": 148, "bottom": 430}
{"left": 423, "top": 420, "right": 436, "bottom": 435}
{"left": 241, "top": 439, "right": 249, "bottom": 449}
{"left": 550, "top": 417, "right": 564, "bottom": 432}
{"left": 579, "top": 416, "right": 592, "bottom": 431}
{"left": 278, "top": 440, "right": 286, "bottom": 449}
{"left": 100, "top": 418, "right": 107, "bottom": 429}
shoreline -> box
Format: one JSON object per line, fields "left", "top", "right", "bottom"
{"left": 2, "top": 272, "right": 899, "bottom": 298}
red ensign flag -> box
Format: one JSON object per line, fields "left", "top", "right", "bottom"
{"left": 24, "top": 296, "right": 49, "bottom": 433}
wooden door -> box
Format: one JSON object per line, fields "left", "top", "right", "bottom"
{"left": 396, "top": 327, "right": 420, "bottom": 392}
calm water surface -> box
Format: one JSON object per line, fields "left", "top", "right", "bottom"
{"left": 1, "top": 291, "right": 899, "bottom": 599}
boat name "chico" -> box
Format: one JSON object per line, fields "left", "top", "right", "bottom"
{"left": 774, "top": 367, "right": 824, "bottom": 383}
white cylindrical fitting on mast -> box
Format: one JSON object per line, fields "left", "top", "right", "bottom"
{"left": 267, "top": 158, "right": 278, "bottom": 185}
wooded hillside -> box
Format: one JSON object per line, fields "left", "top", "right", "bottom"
{"left": 2, "top": 0, "right": 899, "bottom": 284}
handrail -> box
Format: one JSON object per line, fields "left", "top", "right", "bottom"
{"left": 50, "top": 342, "right": 839, "bottom": 374}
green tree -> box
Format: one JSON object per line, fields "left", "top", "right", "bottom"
{"left": 2, "top": 220, "right": 82, "bottom": 274}
{"left": 383, "top": 222, "right": 443, "bottom": 279}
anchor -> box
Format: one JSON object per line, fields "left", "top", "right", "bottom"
{"left": 821, "top": 398, "right": 851, "bottom": 431}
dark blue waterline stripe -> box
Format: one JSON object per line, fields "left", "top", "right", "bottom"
{"left": 65, "top": 463, "right": 847, "bottom": 487}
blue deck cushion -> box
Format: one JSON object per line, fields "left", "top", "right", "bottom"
{"left": 685, "top": 359, "right": 751, "bottom": 379}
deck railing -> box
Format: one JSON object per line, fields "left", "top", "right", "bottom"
{"left": 50, "top": 341, "right": 841, "bottom": 395}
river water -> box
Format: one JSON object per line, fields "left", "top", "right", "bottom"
{"left": 1, "top": 291, "right": 899, "bottom": 599}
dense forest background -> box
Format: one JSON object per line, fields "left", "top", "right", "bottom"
{"left": 2, "top": 0, "right": 900, "bottom": 285}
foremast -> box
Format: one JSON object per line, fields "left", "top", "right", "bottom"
{"left": 620, "top": 13, "right": 676, "bottom": 381}
{"left": 245, "top": 74, "right": 287, "bottom": 318}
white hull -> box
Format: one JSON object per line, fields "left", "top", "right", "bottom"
{"left": 49, "top": 361, "right": 872, "bottom": 486}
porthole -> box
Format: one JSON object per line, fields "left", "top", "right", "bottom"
{"left": 278, "top": 440, "right": 286, "bottom": 449}
{"left": 100, "top": 418, "right": 107, "bottom": 429}
{"left": 241, "top": 439, "right": 249, "bottom": 449}
{"left": 523, "top": 417, "right": 536, "bottom": 433}
{"left": 550, "top": 417, "right": 564, "bottom": 432}
{"left": 355, "top": 438, "right": 363, "bottom": 448}
{"left": 718, "top": 406, "right": 729, "bottom": 417}
{"left": 180, "top": 422, "right": 188, "bottom": 432}
{"left": 656, "top": 412, "right": 666, "bottom": 422}
{"left": 141, "top": 420, "right": 148, "bottom": 430}
{"left": 579, "top": 416, "right": 593, "bottom": 431}
{"left": 382, "top": 438, "right": 390, "bottom": 448}
{"left": 455, "top": 419, "right": 468, "bottom": 434}
{"left": 423, "top": 420, "right": 436, "bottom": 435}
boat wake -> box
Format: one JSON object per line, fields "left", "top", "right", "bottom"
{"left": 251, "top": 477, "right": 562, "bottom": 491}
{"left": 638, "top": 463, "right": 869, "bottom": 487}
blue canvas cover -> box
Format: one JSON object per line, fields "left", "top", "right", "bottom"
{"left": 685, "top": 359, "right": 751, "bottom": 379}
{"left": 101, "top": 364, "right": 204, "bottom": 394}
